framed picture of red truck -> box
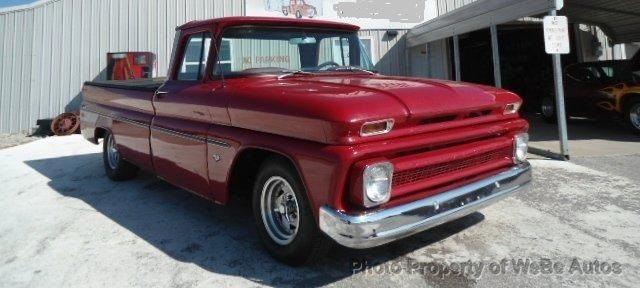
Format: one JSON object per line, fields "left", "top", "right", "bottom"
{"left": 281, "top": 0, "right": 318, "bottom": 18}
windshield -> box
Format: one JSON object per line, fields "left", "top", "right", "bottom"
{"left": 214, "top": 27, "right": 375, "bottom": 76}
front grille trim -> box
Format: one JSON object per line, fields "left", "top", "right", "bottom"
{"left": 392, "top": 146, "right": 513, "bottom": 188}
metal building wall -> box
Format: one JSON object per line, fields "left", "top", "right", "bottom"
{"left": 359, "top": 30, "right": 409, "bottom": 76}
{"left": 0, "top": 0, "right": 245, "bottom": 134}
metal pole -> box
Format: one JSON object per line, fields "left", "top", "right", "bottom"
{"left": 550, "top": 9, "right": 570, "bottom": 159}
{"left": 490, "top": 25, "right": 502, "bottom": 88}
{"left": 426, "top": 42, "right": 432, "bottom": 77}
{"left": 453, "top": 35, "right": 461, "bottom": 81}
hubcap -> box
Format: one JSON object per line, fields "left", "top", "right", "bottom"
{"left": 106, "top": 134, "right": 120, "bottom": 169}
{"left": 542, "top": 98, "right": 554, "bottom": 118}
{"left": 631, "top": 103, "right": 640, "bottom": 130}
{"left": 260, "top": 176, "right": 300, "bottom": 245}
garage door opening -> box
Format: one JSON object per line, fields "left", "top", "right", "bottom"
{"left": 452, "top": 24, "right": 580, "bottom": 114}
{"left": 448, "top": 23, "right": 640, "bottom": 158}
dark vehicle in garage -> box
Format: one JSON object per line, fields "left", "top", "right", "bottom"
{"left": 540, "top": 51, "right": 640, "bottom": 133}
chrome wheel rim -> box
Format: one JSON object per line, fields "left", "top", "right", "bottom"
{"left": 260, "top": 176, "right": 300, "bottom": 245}
{"left": 106, "top": 134, "right": 119, "bottom": 170}
{"left": 541, "top": 98, "right": 554, "bottom": 118}
{"left": 631, "top": 103, "right": 640, "bottom": 130}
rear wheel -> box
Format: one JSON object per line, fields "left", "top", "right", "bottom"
{"left": 295, "top": 10, "right": 302, "bottom": 18}
{"left": 252, "top": 157, "right": 331, "bottom": 266}
{"left": 308, "top": 8, "right": 317, "bottom": 18}
{"left": 282, "top": 8, "right": 288, "bottom": 16}
{"left": 626, "top": 99, "right": 640, "bottom": 134}
{"left": 103, "top": 131, "right": 139, "bottom": 181}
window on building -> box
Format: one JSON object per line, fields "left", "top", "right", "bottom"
{"left": 359, "top": 36, "right": 376, "bottom": 64}
{"left": 178, "top": 32, "right": 211, "bottom": 81}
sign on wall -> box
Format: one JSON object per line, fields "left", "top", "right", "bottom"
{"left": 246, "top": 0, "right": 437, "bottom": 30}
{"left": 543, "top": 15, "right": 570, "bottom": 54}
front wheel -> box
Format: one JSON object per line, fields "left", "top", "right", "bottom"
{"left": 252, "top": 157, "right": 331, "bottom": 266}
{"left": 541, "top": 97, "right": 557, "bottom": 123}
{"left": 626, "top": 99, "right": 640, "bottom": 135}
{"left": 295, "top": 10, "right": 302, "bottom": 18}
{"left": 103, "top": 131, "right": 139, "bottom": 181}
{"left": 308, "top": 8, "right": 317, "bottom": 18}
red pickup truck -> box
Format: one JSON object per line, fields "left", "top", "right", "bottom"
{"left": 81, "top": 17, "right": 531, "bottom": 265}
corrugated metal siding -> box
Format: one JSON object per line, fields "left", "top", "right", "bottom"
{"left": 0, "top": 0, "right": 245, "bottom": 134}
{"left": 359, "top": 30, "right": 408, "bottom": 76}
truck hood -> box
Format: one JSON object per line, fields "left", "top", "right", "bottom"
{"left": 292, "top": 75, "right": 507, "bottom": 118}
{"left": 227, "top": 74, "right": 521, "bottom": 144}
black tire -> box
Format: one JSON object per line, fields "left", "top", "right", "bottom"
{"left": 295, "top": 10, "right": 302, "bottom": 19}
{"left": 282, "top": 9, "right": 288, "bottom": 16}
{"left": 308, "top": 8, "right": 317, "bottom": 18}
{"left": 625, "top": 99, "right": 640, "bottom": 135}
{"left": 103, "top": 131, "right": 139, "bottom": 181}
{"left": 540, "top": 97, "right": 557, "bottom": 124}
{"left": 252, "top": 157, "right": 331, "bottom": 266}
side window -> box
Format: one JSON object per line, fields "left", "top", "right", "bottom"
{"left": 177, "top": 32, "right": 211, "bottom": 81}
{"left": 567, "top": 66, "right": 598, "bottom": 83}
{"left": 586, "top": 66, "right": 602, "bottom": 80}
{"left": 601, "top": 66, "right": 614, "bottom": 78}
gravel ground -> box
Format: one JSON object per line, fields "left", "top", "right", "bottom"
{"left": 0, "top": 135, "right": 638, "bottom": 287}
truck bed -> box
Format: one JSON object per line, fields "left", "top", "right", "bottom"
{"left": 84, "top": 78, "right": 166, "bottom": 92}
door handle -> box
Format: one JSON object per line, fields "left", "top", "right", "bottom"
{"left": 156, "top": 91, "right": 168, "bottom": 99}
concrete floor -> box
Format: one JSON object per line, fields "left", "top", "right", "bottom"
{"left": 525, "top": 113, "right": 640, "bottom": 157}
{"left": 1, "top": 135, "right": 639, "bottom": 287}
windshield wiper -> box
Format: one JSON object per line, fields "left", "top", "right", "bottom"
{"left": 331, "top": 66, "right": 377, "bottom": 75}
{"left": 277, "top": 70, "right": 314, "bottom": 80}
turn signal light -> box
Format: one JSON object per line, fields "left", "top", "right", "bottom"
{"left": 360, "top": 119, "right": 394, "bottom": 137}
{"left": 504, "top": 102, "right": 522, "bottom": 115}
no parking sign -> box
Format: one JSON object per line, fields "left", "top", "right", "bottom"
{"left": 543, "top": 15, "right": 571, "bottom": 54}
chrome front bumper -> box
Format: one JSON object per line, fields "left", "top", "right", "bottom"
{"left": 319, "top": 162, "right": 532, "bottom": 249}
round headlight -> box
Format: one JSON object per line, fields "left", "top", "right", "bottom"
{"left": 514, "top": 133, "right": 529, "bottom": 163}
{"left": 363, "top": 162, "right": 394, "bottom": 207}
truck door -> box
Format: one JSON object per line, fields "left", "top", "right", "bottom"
{"left": 150, "top": 28, "right": 227, "bottom": 199}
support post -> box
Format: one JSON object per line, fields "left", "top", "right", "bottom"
{"left": 490, "top": 25, "right": 502, "bottom": 88}
{"left": 453, "top": 35, "right": 461, "bottom": 81}
{"left": 550, "top": 9, "right": 570, "bottom": 160}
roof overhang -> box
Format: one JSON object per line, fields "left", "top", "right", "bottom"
{"left": 563, "top": 0, "right": 640, "bottom": 44}
{"left": 407, "top": 0, "right": 560, "bottom": 47}
{"left": 407, "top": 0, "right": 640, "bottom": 47}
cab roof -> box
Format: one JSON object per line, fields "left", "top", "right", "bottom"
{"left": 177, "top": 16, "right": 360, "bottom": 32}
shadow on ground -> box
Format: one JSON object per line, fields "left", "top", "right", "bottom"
{"left": 25, "top": 153, "right": 484, "bottom": 287}
{"left": 524, "top": 112, "right": 639, "bottom": 142}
